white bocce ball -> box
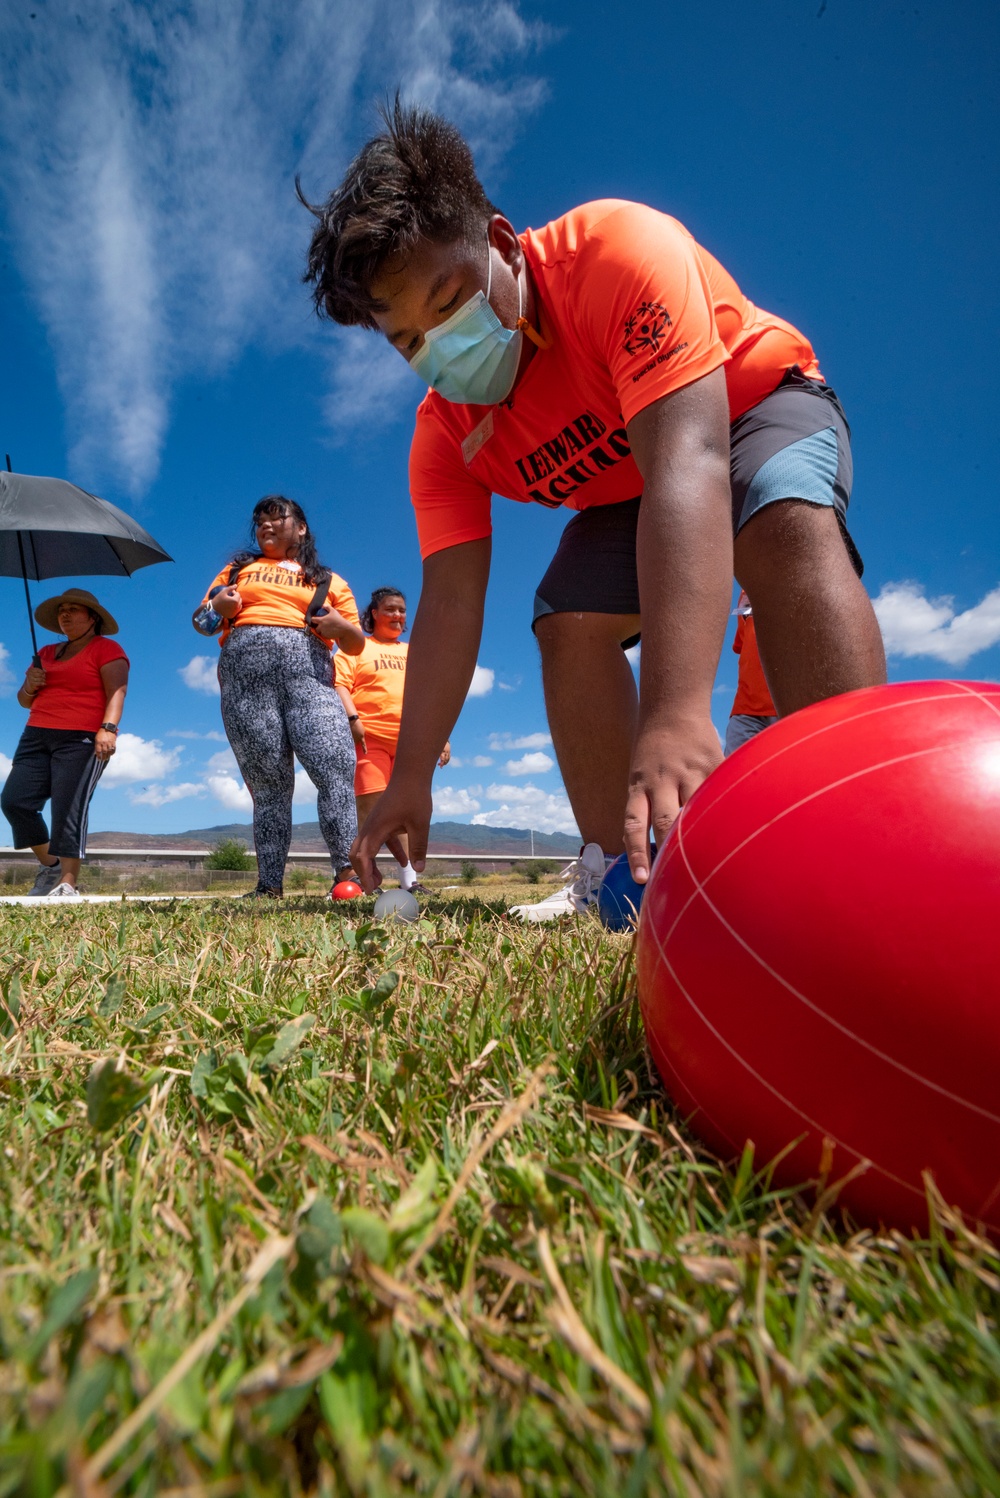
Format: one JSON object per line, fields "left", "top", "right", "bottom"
{"left": 373, "top": 887, "right": 420, "bottom": 923}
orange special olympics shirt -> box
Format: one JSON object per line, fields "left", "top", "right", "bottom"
{"left": 731, "top": 613, "right": 776, "bottom": 718}
{"left": 28, "top": 637, "right": 129, "bottom": 731}
{"left": 334, "top": 637, "right": 408, "bottom": 746}
{"left": 202, "top": 558, "right": 360, "bottom": 652}
{"left": 409, "top": 200, "right": 822, "bottom": 558}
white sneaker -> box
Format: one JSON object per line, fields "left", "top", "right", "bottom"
{"left": 48, "top": 883, "right": 83, "bottom": 900}
{"left": 509, "top": 843, "right": 611, "bottom": 923}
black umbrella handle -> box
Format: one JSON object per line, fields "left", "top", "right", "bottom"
{"left": 7, "top": 454, "right": 40, "bottom": 666}
{"left": 13, "top": 518, "right": 41, "bottom": 669}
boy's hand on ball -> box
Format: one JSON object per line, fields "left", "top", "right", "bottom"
{"left": 352, "top": 774, "right": 432, "bottom": 892}
{"left": 624, "top": 717, "right": 722, "bottom": 882}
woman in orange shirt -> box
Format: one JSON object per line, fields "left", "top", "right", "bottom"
{"left": 725, "top": 591, "right": 778, "bottom": 755}
{"left": 335, "top": 587, "right": 450, "bottom": 891}
{"left": 197, "top": 495, "right": 365, "bottom": 897}
{"left": 2, "top": 589, "right": 129, "bottom": 899}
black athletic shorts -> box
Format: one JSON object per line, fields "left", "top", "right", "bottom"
{"left": 531, "top": 368, "right": 861, "bottom": 643}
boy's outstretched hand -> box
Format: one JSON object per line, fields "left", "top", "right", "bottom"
{"left": 622, "top": 715, "right": 723, "bottom": 882}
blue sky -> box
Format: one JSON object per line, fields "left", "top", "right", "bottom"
{"left": 1, "top": 0, "right": 997, "bottom": 838}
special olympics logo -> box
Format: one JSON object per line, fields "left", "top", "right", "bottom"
{"left": 623, "top": 300, "right": 673, "bottom": 357}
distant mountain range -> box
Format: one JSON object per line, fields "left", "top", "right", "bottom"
{"left": 88, "top": 819, "right": 579, "bottom": 857}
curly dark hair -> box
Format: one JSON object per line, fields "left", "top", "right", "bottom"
{"left": 362, "top": 586, "right": 406, "bottom": 635}
{"left": 298, "top": 97, "right": 499, "bottom": 328}
{"left": 229, "top": 495, "right": 326, "bottom": 586}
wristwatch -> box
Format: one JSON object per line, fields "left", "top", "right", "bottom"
{"left": 100, "top": 722, "right": 119, "bottom": 734}
{"left": 347, "top": 714, "right": 360, "bottom": 723}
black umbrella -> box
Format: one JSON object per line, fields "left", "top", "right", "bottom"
{"left": 1, "top": 457, "right": 172, "bottom": 663}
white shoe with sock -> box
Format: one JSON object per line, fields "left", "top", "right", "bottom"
{"left": 48, "top": 883, "right": 83, "bottom": 900}
{"left": 509, "top": 842, "right": 612, "bottom": 923}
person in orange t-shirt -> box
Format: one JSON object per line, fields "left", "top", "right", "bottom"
{"left": 335, "top": 587, "right": 450, "bottom": 891}
{"left": 196, "top": 495, "right": 365, "bottom": 897}
{"left": 302, "top": 102, "right": 886, "bottom": 912}
{"left": 2, "top": 589, "right": 129, "bottom": 899}
{"left": 725, "top": 591, "right": 778, "bottom": 756}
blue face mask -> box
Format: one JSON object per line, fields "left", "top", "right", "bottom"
{"left": 409, "top": 238, "right": 523, "bottom": 406}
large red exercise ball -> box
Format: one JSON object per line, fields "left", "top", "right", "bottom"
{"left": 636, "top": 680, "right": 1000, "bottom": 1236}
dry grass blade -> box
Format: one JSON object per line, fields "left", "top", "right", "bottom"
{"left": 536, "top": 1228, "right": 651, "bottom": 1422}
{"left": 405, "top": 1060, "right": 554, "bottom": 1275}
{"left": 80, "top": 1234, "right": 293, "bottom": 1484}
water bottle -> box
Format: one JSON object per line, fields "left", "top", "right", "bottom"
{"left": 191, "top": 586, "right": 226, "bottom": 636}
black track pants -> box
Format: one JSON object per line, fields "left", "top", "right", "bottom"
{"left": 1, "top": 726, "right": 105, "bottom": 857}
{"left": 218, "top": 626, "right": 357, "bottom": 890}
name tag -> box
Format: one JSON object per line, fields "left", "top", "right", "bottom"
{"left": 462, "top": 410, "right": 494, "bottom": 466}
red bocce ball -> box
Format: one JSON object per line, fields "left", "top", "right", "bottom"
{"left": 637, "top": 680, "right": 1000, "bottom": 1235}
{"left": 330, "top": 879, "right": 363, "bottom": 901}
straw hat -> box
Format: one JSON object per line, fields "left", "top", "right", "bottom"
{"left": 34, "top": 588, "right": 119, "bottom": 636}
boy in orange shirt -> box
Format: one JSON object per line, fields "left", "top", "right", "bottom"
{"left": 302, "top": 102, "right": 885, "bottom": 914}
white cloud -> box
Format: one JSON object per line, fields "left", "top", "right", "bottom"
{"left": 873, "top": 582, "right": 1000, "bottom": 667}
{"left": 467, "top": 665, "right": 495, "bottom": 698}
{"left": 498, "top": 678, "right": 519, "bottom": 692}
{"left": 293, "top": 766, "right": 319, "bottom": 808}
{"left": 205, "top": 773, "right": 253, "bottom": 813}
{"left": 625, "top": 642, "right": 641, "bottom": 667}
{"left": 179, "top": 656, "right": 221, "bottom": 696}
{"left": 323, "top": 328, "right": 422, "bottom": 444}
{"left": 433, "top": 786, "right": 483, "bottom": 817}
{"left": 505, "top": 751, "right": 554, "bottom": 776}
{"left": 472, "top": 781, "right": 578, "bottom": 836}
{"left": 488, "top": 731, "right": 552, "bottom": 751}
{"left": 472, "top": 754, "right": 494, "bottom": 767}
{"left": 100, "top": 733, "right": 182, "bottom": 787}
{"left": 0, "top": 644, "right": 16, "bottom": 697}
{"left": 0, "top": 751, "right": 12, "bottom": 782}
{"left": 128, "top": 781, "right": 205, "bottom": 808}
{"left": 124, "top": 746, "right": 318, "bottom": 813}
{"left": 0, "top": 0, "right": 547, "bottom": 494}
{"left": 167, "top": 728, "right": 226, "bottom": 740}
{"left": 206, "top": 748, "right": 239, "bottom": 773}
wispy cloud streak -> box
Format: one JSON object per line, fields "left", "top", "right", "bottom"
{"left": 0, "top": 1, "right": 546, "bottom": 494}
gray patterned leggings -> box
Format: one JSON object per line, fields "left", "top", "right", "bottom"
{"left": 219, "top": 626, "right": 357, "bottom": 890}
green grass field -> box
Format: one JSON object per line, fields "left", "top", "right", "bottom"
{"left": 0, "top": 892, "right": 997, "bottom": 1496}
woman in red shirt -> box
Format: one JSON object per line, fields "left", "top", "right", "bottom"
{"left": 2, "top": 589, "right": 129, "bottom": 900}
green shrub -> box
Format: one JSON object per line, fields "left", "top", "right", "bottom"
{"left": 512, "top": 858, "right": 558, "bottom": 884}
{"left": 460, "top": 860, "right": 478, "bottom": 884}
{"left": 205, "top": 837, "right": 254, "bottom": 872}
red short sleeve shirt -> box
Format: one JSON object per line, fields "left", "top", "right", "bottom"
{"left": 409, "top": 200, "right": 822, "bottom": 559}
{"left": 28, "top": 637, "right": 129, "bottom": 731}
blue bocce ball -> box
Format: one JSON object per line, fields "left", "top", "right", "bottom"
{"left": 597, "top": 853, "right": 647, "bottom": 931}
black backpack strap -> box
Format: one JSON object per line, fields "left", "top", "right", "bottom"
{"left": 304, "top": 570, "right": 332, "bottom": 629}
